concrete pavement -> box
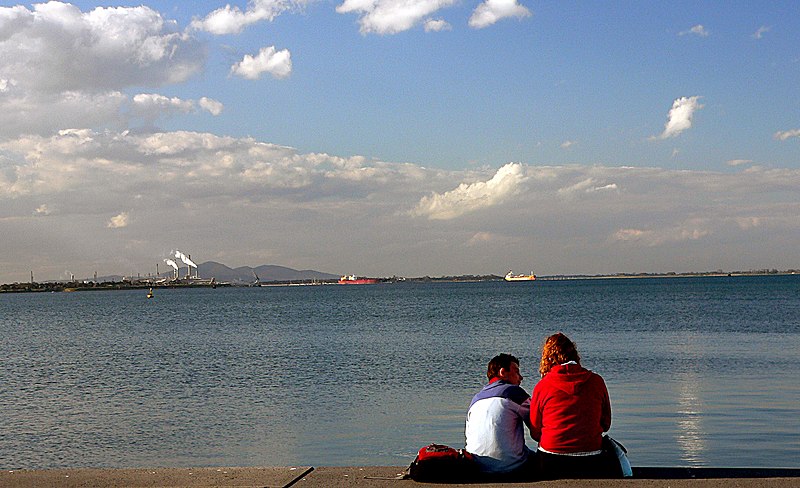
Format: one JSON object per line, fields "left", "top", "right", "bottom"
{"left": 3, "top": 466, "right": 800, "bottom": 488}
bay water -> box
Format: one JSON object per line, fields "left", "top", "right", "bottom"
{"left": 2, "top": 275, "right": 799, "bottom": 469}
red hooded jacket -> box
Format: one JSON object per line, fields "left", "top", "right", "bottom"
{"left": 530, "top": 363, "right": 611, "bottom": 453}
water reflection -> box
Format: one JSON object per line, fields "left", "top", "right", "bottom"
{"left": 3, "top": 279, "right": 800, "bottom": 469}
{"left": 675, "top": 371, "right": 707, "bottom": 466}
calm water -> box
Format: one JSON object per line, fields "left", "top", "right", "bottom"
{"left": 2, "top": 276, "right": 799, "bottom": 469}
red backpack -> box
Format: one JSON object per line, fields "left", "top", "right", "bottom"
{"left": 407, "top": 444, "right": 478, "bottom": 481}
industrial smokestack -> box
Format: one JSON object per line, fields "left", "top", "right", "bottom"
{"left": 174, "top": 250, "right": 198, "bottom": 279}
{"left": 164, "top": 259, "right": 179, "bottom": 280}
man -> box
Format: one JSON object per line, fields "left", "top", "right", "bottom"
{"left": 465, "top": 353, "right": 534, "bottom": 475}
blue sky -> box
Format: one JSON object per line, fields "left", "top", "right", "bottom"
{"left": 1, "top": 1, "right": 798, "bottom": 282}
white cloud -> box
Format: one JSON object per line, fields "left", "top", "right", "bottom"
{"left": 727, "top": 159, "right": 753, "bottom": 167}
{"left": 557, "top": 178, "right": 618, "bottom": 198}
{"left": 679, "top": 24, "right": 709, "bottom": 37}
{"left": 424, "top": 19, "right": 451, "bottom": 32}
{"left": 0, "top": 5, "right": 33, "bottom": 38}
{"left": 560, "top": 140, "right": 576, "bottom": 149}
{"left": 651, "top": 96, "right": 704, "bottom": 140}
{"left": 0, "top": 3, "right": 205, "bottom": 137}
{"left": 0, "top": 90, "right": 128, "bottom": 138}
{"left": 469, "top": 0, "right": 531, "bottom": 29}
{"left": 231, "top": 46, "right": 292, "bottom": 79}
{"left": 132, "top": 93, "right": 195, "bottom": 118}
{"left": 0, "top": 78, "right": 13, "bottom": 92}
{"left": 467, "top": 231, "right": 499, "bottom": 245}
{"left": 3, "top": 130, "right": 800, "bottom": 281}
{"left": 410, "top": 162, "right": 527, "bottom": 220}
{"left": 107, "top": 212, "right": 129, "bottom": 229}
{"left": 774, "top": 129, "right": 800, "bottom": 141}
{"left": 130, "top": 94, "right": 224, "bottom": 121}
{"left": 0, "top": 3, "right": 203, "bottom": 93}
{"left": 612, "top": 223, "right": 709, "bottom": 247}
{"left": 593, "top": 183, "right": 618, "bottom": 192}
{"left": 192, "top": 0, "right": 298, "bottom": 35}
{"left": 199, "top": 97, "right": 224, "bottom": 116}
{"left": 336, "top": 0, "right": 457, "bottom": 35}
{"left": 753, "top": 25, "right": 770, "bottom": 39}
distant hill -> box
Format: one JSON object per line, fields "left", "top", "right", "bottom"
{"left": 197, "top": 262, "right": 339, "bottom": 283}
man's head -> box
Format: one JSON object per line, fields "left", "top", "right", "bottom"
{"left": 487, "top": 353, "right": 523, "bottom": 385}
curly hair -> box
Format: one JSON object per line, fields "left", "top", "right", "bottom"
{"left": 539, "top": 332, "right": 580, "bottom": 377}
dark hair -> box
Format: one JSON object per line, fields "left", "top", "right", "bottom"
{"left": 487, "top": 353, "right": 520, "bottom": 380}
{"left": 539, "top": 332, "right": 580, "bottom": 377}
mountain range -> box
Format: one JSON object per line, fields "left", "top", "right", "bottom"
{"left": 197, "top": 262, "right": 340, "bottom": 283}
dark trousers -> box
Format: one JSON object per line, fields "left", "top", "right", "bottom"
{"left": 534, "top": 449, "right": 622, "bottom": 480}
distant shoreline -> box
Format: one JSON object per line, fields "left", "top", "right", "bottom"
{"left": 1, "top": 270, "right": 797, "bottom": 294}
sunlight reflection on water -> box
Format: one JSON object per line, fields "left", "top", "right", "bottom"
{"left": 2, "top": 276, "right": 799, "bottom": 469}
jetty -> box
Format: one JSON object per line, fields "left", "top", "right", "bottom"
{"left": 2, "top": 466, "right": 800, "bottom": 487}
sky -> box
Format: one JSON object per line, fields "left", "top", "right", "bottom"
{"left": 1, "top": 0, "right": 799, "bottom": 282}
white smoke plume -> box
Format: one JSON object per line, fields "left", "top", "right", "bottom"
{"left": 164, "top": 259, "right": 179, "bottom": 270}
{"left": 174, "top": 250, "right": 198, "bottom": 268}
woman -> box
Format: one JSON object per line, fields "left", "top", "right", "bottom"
{"left": 530, "top": 332, "right": 620, "bottom": 479}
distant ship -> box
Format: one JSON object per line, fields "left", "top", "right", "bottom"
{"left": 504, "top": 270, "right": 536, "bottom": 282}
{"left": 339, "top": 275, "right": 379, "bottom": 285}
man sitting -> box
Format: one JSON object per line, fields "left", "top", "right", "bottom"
{"left": 465, "top": 353, "right": 534, "bottom": 475}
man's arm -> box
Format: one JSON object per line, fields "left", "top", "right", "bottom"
{"left": 518, "top": 397, "right": 534, "bottom": 432}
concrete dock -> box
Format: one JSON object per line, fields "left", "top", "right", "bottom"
{"left": 2, "top": 466, "right": 800, "bottom": 488}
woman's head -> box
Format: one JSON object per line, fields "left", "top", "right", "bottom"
{"left": 539, "top": 332, "right": 580, "bottom": 377}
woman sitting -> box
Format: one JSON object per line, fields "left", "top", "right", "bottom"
{"left": 530, "top": 332, "right": 621, "bottom": 479}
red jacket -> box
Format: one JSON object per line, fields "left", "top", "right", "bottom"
{"left": 530, "top": 363, "right": 611, "bottom": 453}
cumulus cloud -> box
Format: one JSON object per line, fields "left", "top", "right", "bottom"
{"left": 679, "top": 24, "right": 709, "bottom": 37}
{"left": 410, "top": 162, "right": 527, "bottom": 220}
{"left": 231, "top": 46, "right": 292, "bottom": 79}
{"left": 107, "top": 212, "right": 129, "bottom": 229}
{"left": 469, "top": 0, "right": 531, "bottom": 29}
{"left": 199, "top": 97, "right": 224, "bottom": 116}
{"left": 774, "top": 129, "right": 800, "bottom": 141}
{"left": 132, "top": 93, "right": 195, "bottom": 118}
{"left": 336, "top": 0, "right": 457, "bottom": 35}
{"left": 0, "top": 3, "right": 206, "bottom": 137}
{"left": 424, "top": 19, "right": 451, "bottom": 32}
{"left": 0, "top": 3, "right": 203, "bottom": 93}
{"left": 651, "top": 96, "right": 704, "bottom": 140}
{"left": 192, "top": 0, "right": 298, "bottom": 35}
{"left": 727, "top": 159, "right": 753, "bottom": 167}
